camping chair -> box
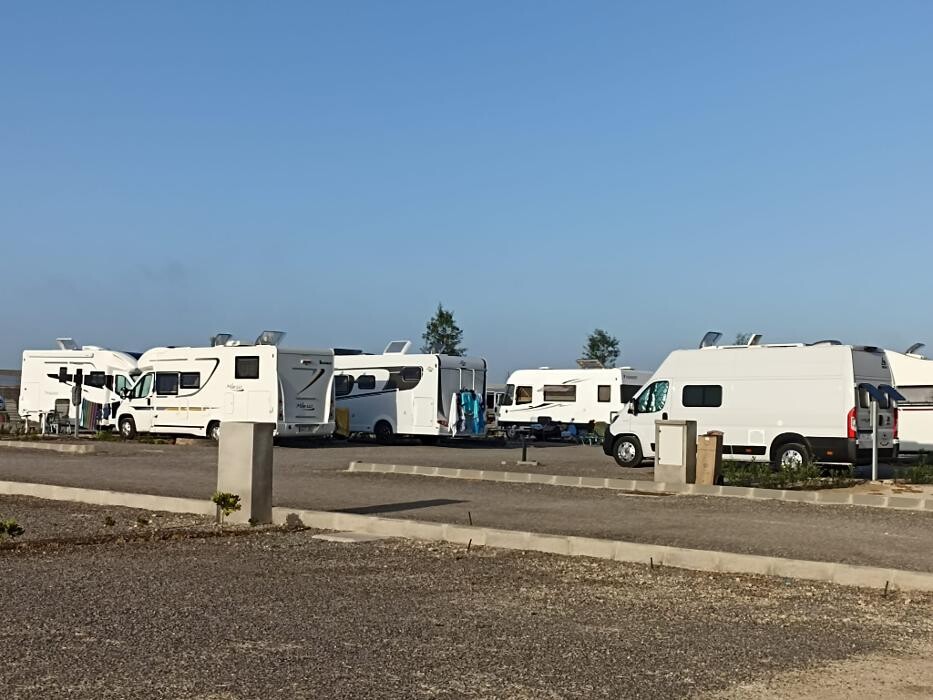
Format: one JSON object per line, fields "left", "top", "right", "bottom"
{"left": 582, "top": 421, "right": 608, "bottom": 445}
{"left": 53, "top": 399, "right": 73, "bottom": 435}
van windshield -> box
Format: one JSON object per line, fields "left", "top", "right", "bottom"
{"left": 635, "top": 381, "right": 669, "bottom": 413}
{"left": 502, "top": 384, "right": 515, "bottom": 406}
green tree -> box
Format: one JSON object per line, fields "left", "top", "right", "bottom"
{"left": 582, "top": 329, "right": 620, "bottom": 368}
{"left": 421, "top": 304, "right": 466, "bottom": 355}
{"left": 735, "top": 332, "right": 752, "bottom": 345}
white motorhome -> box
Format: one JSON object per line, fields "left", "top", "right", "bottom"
{"left": 116, "top": 332, "right": 334, "bottom": 440}
{"left": 19, "top": 339, "right": 139, "bottom": 429}
{"left": 334, "top": 341, "right": 487, "bottom": 441}
{"left": 885, "top": 344, "right": 933, "bottom": 454}
{"left": 497, "top": 367, "right": 652, "bottom": 435}
{"left": 604, "top": 335, "right": 898, "bottom": 468}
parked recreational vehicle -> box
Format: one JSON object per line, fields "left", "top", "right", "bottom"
{"left": 116, "top": 332, "right": 334, "bottom": 440}
{"left": 334, "top": 341, "right": 487, "bottom": 441}
{"left": 19, "top": 339, "right": 138, "bottom": 429}
{"left": 885, "top": 344, "right": 933, "bottom": 454}
{"left": 604, "top": 335, "right": 897, "bottom": 468}
{"left": 497, "top": 367, "right": 652, "bottom": 436}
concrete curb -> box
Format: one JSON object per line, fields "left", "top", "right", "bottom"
{"left": 272, "top": 506, "right": 933, "bottom": 593}
{"left": 0, "top": 480, "right": 215, "bottom": 516}
{"left": 0, "top": 477, "right": 929, "bottom": 591}
{"left": 346, "top": 462, "right": 933, "bottom": 512}
{"left": 0, "top": 440, "right": 96, "bottom": 454}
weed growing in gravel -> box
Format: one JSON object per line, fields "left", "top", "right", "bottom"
{"left": 722, "top": 459, "right": 849, "bottom": 490}
{"left": 95, "top": 430, "right": 119, "bottom": 442}
{"left": 0, "top": 518, "right": 25, "bottom": 539}
{"left": 104, "top": 516, "right": 116, "bottom": 527}
{"left": 903, "top": 464, "right": 933, "bottom": 485}
{"left": 212, "top": 492, "right": 242, "bottom": 524}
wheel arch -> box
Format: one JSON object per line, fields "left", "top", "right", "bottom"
{"left": 769, "top": 433, "right": 810, "bottom": 460}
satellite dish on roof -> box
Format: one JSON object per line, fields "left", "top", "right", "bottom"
{"left": 56, "top": 338, "right": 79, "bottom": 351}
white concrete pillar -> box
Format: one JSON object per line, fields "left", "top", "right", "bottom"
{"left": 216, "top": 422, "right": 274, "bottom": 524}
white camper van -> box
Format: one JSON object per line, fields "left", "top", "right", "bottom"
{"left": 497, "top": 367, "right": 652, "bottom": 435}
{"left": 885, "top": 344, "right": 933, "bottom": 454}
{"left": 334, "top": 341, "right": 487, "bottom": 441}
{"left": 116, "top": 332, "right": 334, "bottom": 440}
{"left": 19, "top": 339, "right": 139, "bottom": 430}
{"left": 604, "top": 337, "right": 897, "bottom": 468}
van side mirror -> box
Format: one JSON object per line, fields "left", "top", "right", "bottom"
{"left": 628, "top": 404, "right": 637, "bottom": 415}
{"left": 120, "top": 389, "right": 130, "bottom": 399}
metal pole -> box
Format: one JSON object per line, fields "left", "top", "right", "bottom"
{"left": 871, "top": 399, "right": 879, "bottom": 482}
{"left": 521, "top": 433, "right": 527, "bottom": 462}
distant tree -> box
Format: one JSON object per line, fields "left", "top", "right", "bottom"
{"left": 735, "top": 332, "right": 752, "bottom": 345}
{"left": 582, "top": 329, "right": 620, "bottom": 368}
{"left": 421, "top": 304, "right": 466, "bottom": 356}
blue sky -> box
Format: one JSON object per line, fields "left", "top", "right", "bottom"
{"left": 2, "top": 1, "right": 932, "bottom": 380}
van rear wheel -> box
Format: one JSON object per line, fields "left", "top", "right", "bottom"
{"left": 612, "top": 436, "right": 643, "bottom": 468}
{"left": 775, "top": 442, "right": 809, "bottom": 468}
{"left": 374, "top": 420, "right": 394, "bottom": 444}
{"left": 208, "top": 421, "right": 221, "bottom": 442}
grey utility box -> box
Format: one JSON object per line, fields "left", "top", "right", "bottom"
{"left": 654, "top": 420, "right": 698, "bottom": 484}
{"left": 217, "top": 422, "right": 275, "bottom": 524}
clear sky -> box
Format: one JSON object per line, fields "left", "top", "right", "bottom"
{"left": 2, "top": 1, "right": 932, "bottom": 380}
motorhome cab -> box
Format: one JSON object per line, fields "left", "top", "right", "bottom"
{"left": 334, "top": 341, "right": 487, "bottom": 441}
{"left": 116, "top": 332, "right": 334, "bottom": 440}
{"left": 498, "top": 367, "right": 652, "bottom": 436}
{"left": 604, "top": 337, "right": 898, "bottom": 468}
{"left": 19, "top": 339, "right": 138, "bottom": 429}
{"left": 885, "top": 344, "right": 933, "bottom": 454}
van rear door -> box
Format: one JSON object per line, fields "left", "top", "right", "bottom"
{"left": 851, "top": 349, "right": 896, "bottom": 451}
{"left": 278, "top": 351, "right": 330, "bottom": 430}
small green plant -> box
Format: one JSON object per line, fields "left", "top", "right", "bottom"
{"left": 903, "top": 464, "right": 933, "bottom": 485}
{"left": 95, "top": 430, "right": 119, "bottom": 442}
{"left": 212, "top": 491, "right": 242, "bottom": 524}
{"left": 0, "top": 518, "right": 25, "bottom": 539}
{"left": 104, "top": 515, "right": 116, "bottom": 527}
{"left": 136, "top": 515, "right": 150, "bottom": 526}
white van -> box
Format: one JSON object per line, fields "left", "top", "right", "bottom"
{"left": 19, "top": 339, "right": 138, "bottom": 429}
{"left": 334, "top": 341, "right": 487, "bottom": 441}
{"left": 117, "top": 334, "right": 334, "bottom": 440}
{"left": 603, "top": 341, "right": 897, "bottom": 468}
{"left": 885, "top": 345, "right": 933, "bottom": 454}
{"left": 498, "top": 367, "right": 651, "bottom": 435}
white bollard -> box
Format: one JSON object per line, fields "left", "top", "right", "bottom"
{"left": 216, "top": 422, "right": 275, "bottom": 524}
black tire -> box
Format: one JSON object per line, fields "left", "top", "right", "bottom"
{"left": 374, "top": 420, "right": 394, "bottom": 444}
{"left": 774, "top": 441, "right": 809, "bottom": 468}
{"left": 207, "top": 421, "right": 221, "bottom": 442}
{"left": 612, "top": 435, "right": 643, "bottom": 467}
{"left": 119, "top": 416, "right": 137, "bottom": 440}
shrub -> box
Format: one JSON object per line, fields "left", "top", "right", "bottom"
{"left": 0, "top": 518, "right": 25, "bottom": 539}
{"left": 212, "top": 492, "right": 241, "bottom": 524}
{"left": 904, "top": 465, "right": 933, "bottom": 485}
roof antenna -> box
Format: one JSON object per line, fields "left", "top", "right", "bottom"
{"left": 699, "top": 331, "right": 722, "bottom": 349}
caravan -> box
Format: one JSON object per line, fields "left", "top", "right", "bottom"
{"left": 497, "top": 367, "right": 652, "bottom": 436}
{"left": 604, "top": 335, "right": 898, "bottom": 468}
{"left": 116, "top": 332, "right": 334, "bottom": 440}
{"left": 19, "top": 339, "right": 139, "bottom": 430}
{"left": 334, "top": 341, "right": 487, "bottom": 441}
{"left": 885, "top": 344, "right": 933, "bottom": 454}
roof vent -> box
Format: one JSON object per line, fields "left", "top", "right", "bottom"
{"left": 906, "top": 342, "right": 926, "bottom": 357}
{"left": 384, "top": 340, "right": 412, "bottom": 354}
{"left": 56, "top": 338, "right": 79, "bottom": 351}
{"left": 745, "top": 333, "right": 763, "bottom": 346}
{"left": 699, "top": 331, "right": 722, "bottom": 349}
{"left": 211, "top": 333, "right": 232, "bottom": 347}
{"left": 577, "top": 358, "right": 604, "bottom": 369}
{"left": 809, "top": 339, "right": 842, "bottom": 346}
{"left": 256, "top": 331, "right": 286, "bottom": 346}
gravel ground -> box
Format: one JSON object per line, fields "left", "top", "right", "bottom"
{"left": 0, "top": 495, "right": 211, "bottom": 542}
{"left": 1, "top": 535, "right": 931, "bottom": 699}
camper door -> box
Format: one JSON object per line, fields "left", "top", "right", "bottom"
{"left": 125, "top": 373, "right": 155, "bottom": 432}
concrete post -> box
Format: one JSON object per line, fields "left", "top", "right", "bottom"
{"left": 216, "top": 422, "right": 274, "bottom": 524}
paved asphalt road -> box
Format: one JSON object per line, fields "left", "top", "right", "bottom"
{"left": 0, "top": 441, "right": 931, "bottom": 572}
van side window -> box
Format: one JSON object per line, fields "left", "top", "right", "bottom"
{"left": 621, "top": 384, "right": 641, "bottom": 403}
{"left": 898, "top": 386, "right": 933, "bottom": 405}
{"left": 502, "top": 384, "right": 515, "bottom": 406}
{"left": 515, "top": 386, "right": 533, "bottom": 405}
{"left": 635, "top": 381, "right": 669, "bottom": 413}
{"left": 180, "top": 372, "right": 201, "bottom": 390}
{"left": 682, "top": 385, "right": 722, "bottom": 408}
{"left": 543, "top": 385, "right": 576, "bottom": 402}
{"left": 334, "top": 375, "right": 353, "bottom": 397}
{"left": 86, "top": 371, "right": 106, "bottom": 389}
{"left": 155, "top": 373, "right": 179, "bottom": 395}
{"left": 356, "top": 374, "right": 376, "bottom": 390}
{"left": 115, "top": 376, "right": 131, "bottom": 395}
{"left": 597, "top": 385, "right": 611, "bottom": 403}
{"left": 235, "top": 356, "right": 260, "bottom": 380}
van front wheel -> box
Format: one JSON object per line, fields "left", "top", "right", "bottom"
{"left": 374, "top": 420, "right": 394, "bottom": 444}
{"left": 612, "top": 436, "right": 643, "bottom": 468}
{"left": 775, "top": 442, "right": 809, "bottom": 468}
{"left": 207, "top": 421, "right": 221, "bottom": 442}
{"left": 119, "top": 417, "right": 137, "bottom": 440}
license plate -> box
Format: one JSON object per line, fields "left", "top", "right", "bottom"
{"left": 297, "top": 425, "right": 313, "bottom": 432}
